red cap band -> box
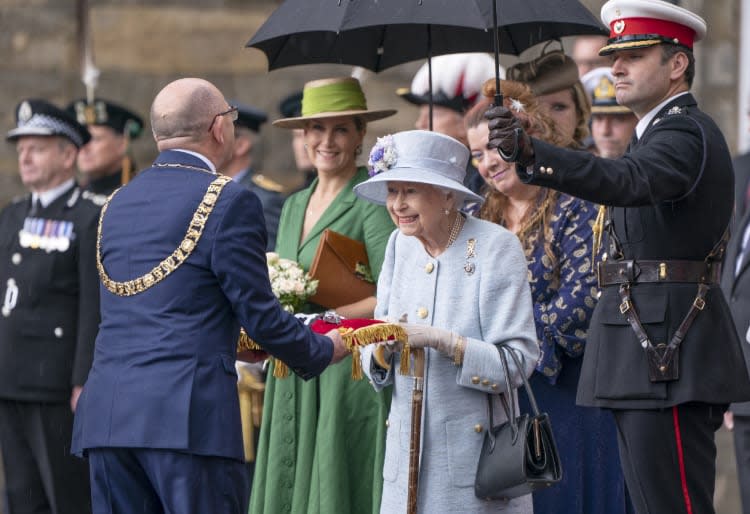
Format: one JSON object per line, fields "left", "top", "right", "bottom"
{"left": 610, "top": 17, "right": 696, "bottom": 48}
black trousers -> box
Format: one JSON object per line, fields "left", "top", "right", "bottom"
{"left": 734, "top": 415, "right": 750, "bottom": 514}
{"left": 0, "top": 399, "right": 91, "bottom": 514}
{"left": 612, "top": 403, "right": 725, "bottom": 514}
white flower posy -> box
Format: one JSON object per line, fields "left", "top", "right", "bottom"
{"left": 367, "top": 135, "right": 398, "bottom": 177}
{"left": 266, "top": 252, "right": 318, "bottom": 313}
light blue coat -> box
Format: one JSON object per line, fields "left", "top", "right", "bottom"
{"left": 362, "top": 216, "right": 539, "bottom": 514}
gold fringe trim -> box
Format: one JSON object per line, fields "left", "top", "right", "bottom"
{"left": 350, "top": 346, "right": 363, "bottom": 380}
{"left": 340, "top": 323, "right": 408, "bottom": 348}
{"left": 273, "top": 359, "right": 289, "bottom": 378}
{"left": 237, "top": 328, "right": 261, "bottom": 351}
{"left": 400, "top": 343, "right": 411, "bottom": 376}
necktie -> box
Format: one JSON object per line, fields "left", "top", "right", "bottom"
{"left": 29, "top": 197, "right": 42, "bottom": 216}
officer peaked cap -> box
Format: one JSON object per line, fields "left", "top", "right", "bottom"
{"left": 7, "top": 99, "right": 91, "bottom": 148}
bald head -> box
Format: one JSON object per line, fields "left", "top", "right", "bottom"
{"left": 150, "top": 78, "right": 227, "bottom": 143}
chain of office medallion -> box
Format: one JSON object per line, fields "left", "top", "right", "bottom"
{"left": 96, "top": 175, "right": 232, "bottom": 297}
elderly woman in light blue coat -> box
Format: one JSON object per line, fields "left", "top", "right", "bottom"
{"left": 354, "top": 130, "right": 539, "bottom": 514}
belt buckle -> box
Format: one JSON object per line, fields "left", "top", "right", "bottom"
{"left": 693, "top": 297, "right": 706, "bottom": 310}
{"left": 619, "top": 299, "right": 631, "bottom": 314}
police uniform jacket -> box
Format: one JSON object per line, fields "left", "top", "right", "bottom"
{"left": 0, "top": 185, "right": 101, "bottom": 403}
{"left": 721, "top": 208, "right": 750, "bottom": 416}
{"left": 72, "top": 150, "right": 332, "bottom": 461}
{"left": 237, "top": 168, "right": 285, "bottom": 251}
{"left": 520, "top": 93, "right": 750, "bottom": 409}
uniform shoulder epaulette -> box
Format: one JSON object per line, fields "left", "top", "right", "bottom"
{"left": 81, "top": 190, "right": 108, "bottom": 207}
{"left": 251, "top": 173, "right": 286, "bottom": 194}
{"left": 66, "top": 187, "right": 81, "bottom": 208}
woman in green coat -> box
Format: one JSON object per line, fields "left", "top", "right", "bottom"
{"left": 249, "top": 77, "right": 396, "bottom": 514}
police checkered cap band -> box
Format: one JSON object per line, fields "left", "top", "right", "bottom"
{"left": 7, "top": 114, "right": 85, "bottom": 147}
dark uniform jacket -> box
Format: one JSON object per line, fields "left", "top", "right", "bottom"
{"left": 721, "top": 208, "right": 750, "bottom": 416}
{"left": 72, "top": 150, "right": 333, "bottom": 461}
{"left": 0, "top": 185, "right": 101, "bottom": 403}
{"left": 523, "top": 93, "right": 750, "bottom": 409}
{"left": 237, "top": 168, "right": 285, "bottom": 251}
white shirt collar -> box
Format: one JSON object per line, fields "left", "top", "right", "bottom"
{"left": 33, "top": 178, "right": 76, "bottom": 208}
{"left": 635, "top": 92, "right": 690, "bottom": 140}
{"left": 172, "top": 149, "right": 216, "bottom": 173}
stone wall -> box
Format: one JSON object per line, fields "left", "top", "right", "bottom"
{"left": 0, "top": 0, "right": 742, "bottom": 206}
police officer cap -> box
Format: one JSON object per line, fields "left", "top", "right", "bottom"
{"left": 231, "top": 102, "right": 268, "bottom": 133}
{"left": 581, "top": 67, "right": 632, "bottom": 115}
{"left": 278, "top": 91, "right": 303, "bottom": 119}
{"left": 66, "top": 98, "right": 144, "bottom": 139}
{"left": 397, "top": 53, "right": 504, "bottom": 113}
{"left": 599, "top": 0, "right": 707, "bottom": 56}
{"left": 6, "top": 98, "right": 91, "bottom": 148}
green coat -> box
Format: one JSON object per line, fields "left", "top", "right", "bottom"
{"left": 250, "top": 167, "right": 395, "bottom": 514}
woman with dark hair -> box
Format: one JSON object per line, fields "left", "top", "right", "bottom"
{"left": 465, "top": 79, "right": 632, "bottom": 514}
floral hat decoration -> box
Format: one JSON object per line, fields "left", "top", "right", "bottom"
{"left": 354, "top": 130, "right": 484, "bottom": 207}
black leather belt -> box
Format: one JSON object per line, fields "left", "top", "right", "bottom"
{"left": 598, "top": 260, "right": 719, "bottom": 287}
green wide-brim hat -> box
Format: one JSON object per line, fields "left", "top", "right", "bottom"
{"left": 273, "top": 77, "right": 396, "bottom": 129}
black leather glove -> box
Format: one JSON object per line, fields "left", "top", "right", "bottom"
{"left": 485, "top": 105, "right": 535, "bottom": 168}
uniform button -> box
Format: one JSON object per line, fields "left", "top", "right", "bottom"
{"left": 11, "top": 253, "right": 21, "bottom": 265}
{"left": 417, "top": 307, "right": 428, "bottom": 319}
{"left": 474, "top": 424, "right": 483, "bottom": 433}
{"left": 54, "top": 327, "right": 64, "bottom": 338}
{"left": 471, "top": 376, "right": 480, "bottom": 385}
{"left": 425, "top": 262, "right": 434, "bottom": 274}
{"left": 1, "top": 308, "right": 10, "bottom": 318}
{"left": 539, "top": 166, "right": 547, "bottom": 173}
{"left": 547, "top": 167, "right": 554, "bottom": 174}
{"left": 481, "top": 379, "right": 490, "bottom": 386}
{"left": 491, "top": 383, "right": 499, "bottom": 390}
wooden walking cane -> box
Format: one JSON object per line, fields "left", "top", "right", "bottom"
{"left": 406, "top": 347, "right": 425, "bottom": 514}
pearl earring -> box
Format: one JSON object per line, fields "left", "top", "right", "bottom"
{"left": 444, "top": 208, "right": 450, "bottom": 216}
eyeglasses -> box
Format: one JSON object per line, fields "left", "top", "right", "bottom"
{"left": 207, "top": 106, "right": 238, "bottom": 132}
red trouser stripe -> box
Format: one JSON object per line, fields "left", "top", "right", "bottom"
{"left": 672, "top": 406, "right": 694, "bottom": 514}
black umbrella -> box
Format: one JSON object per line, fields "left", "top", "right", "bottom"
{"left": 247, "top": 0, "right": 605, "bottom": 71}
{"left": 247, "top": 0, "right": 605, "bottom": 125}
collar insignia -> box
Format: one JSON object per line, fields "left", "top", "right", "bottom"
{"left": 667, "top": 106, "right": 683, "bottom": 115}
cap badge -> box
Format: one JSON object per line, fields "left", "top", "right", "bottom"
{"left": 18, "top": 101, "right": 32, "bottom": 123}
{"left": 594, "top": 77, "right": 616, "bottom": 102}
{"left": 613, "top": 20, "right": 625, "bottom": 34}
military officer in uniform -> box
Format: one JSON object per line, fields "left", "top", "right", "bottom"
{"left": 71, "top": 78, "right": 347, "bottom": 514}
{"left": 222, "top": 102, "right": 285, "bottom": 250}
{"left": 66, "top": 98, "right": 144, "bottom": 203}
{"left": 486, "top": 1, "right": 750, "bottom": 513}
{"left": 0, "top": 99, "right": 99, "bottom": 514}
{"left": 581, "top": 66, "right": 638, "bottom": 158}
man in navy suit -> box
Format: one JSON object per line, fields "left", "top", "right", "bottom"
{"left": 72, "top": 78, "right": 347, "bottom": 514}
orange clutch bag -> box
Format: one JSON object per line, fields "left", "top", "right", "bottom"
{"left": 308, "top": 229, "right": 375, "bottom": 308}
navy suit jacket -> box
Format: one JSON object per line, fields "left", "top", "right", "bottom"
{"left": 72, "top": 150, "right": 332, "bottom": 461}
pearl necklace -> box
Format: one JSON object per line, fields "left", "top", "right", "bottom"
{"left": 446, "top": 212, "right": 465, "bottom": 249}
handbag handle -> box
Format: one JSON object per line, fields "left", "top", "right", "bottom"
{"left": 486, "top": 345, "right": 541, "bottom": 448}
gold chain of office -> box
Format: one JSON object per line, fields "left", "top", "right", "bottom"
{"left": 96, "top": 175, "right": 232, "bottom": 297}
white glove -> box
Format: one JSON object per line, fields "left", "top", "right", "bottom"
{"left": 401, "top": 323, "right": 465, "bottom": 362}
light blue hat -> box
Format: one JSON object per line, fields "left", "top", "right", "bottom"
{"left": 353, "top": 130, "right": 484, "bottom": 207}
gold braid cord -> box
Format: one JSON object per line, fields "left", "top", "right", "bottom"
{"left": 96, "top": 175, "right": 232, "bottom": 296}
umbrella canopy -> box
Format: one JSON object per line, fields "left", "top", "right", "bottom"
{"left": 247, "top": 0, "right": 607, "bottom": 71}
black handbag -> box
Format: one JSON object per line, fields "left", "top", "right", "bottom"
{"left": 474, "top": 345, "right": 563, "bottom": 500}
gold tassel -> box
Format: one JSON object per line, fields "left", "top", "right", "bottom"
{"left": 273, "top": 359, "right": 289, "bottom": 378}
{"left": 237, "top": 328, "right": 261, "bottom": 351}
{"left": 350, "top": 346, "right": 363, "bottom": 380}
{"left": 399, "top": 343, "right": 411, "bottom": 376}
{"left": 592, "top": 205, "right": 606, "bottom": 264}
{"left": 341, "top": 323, "right": 408, "bottom": 348}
